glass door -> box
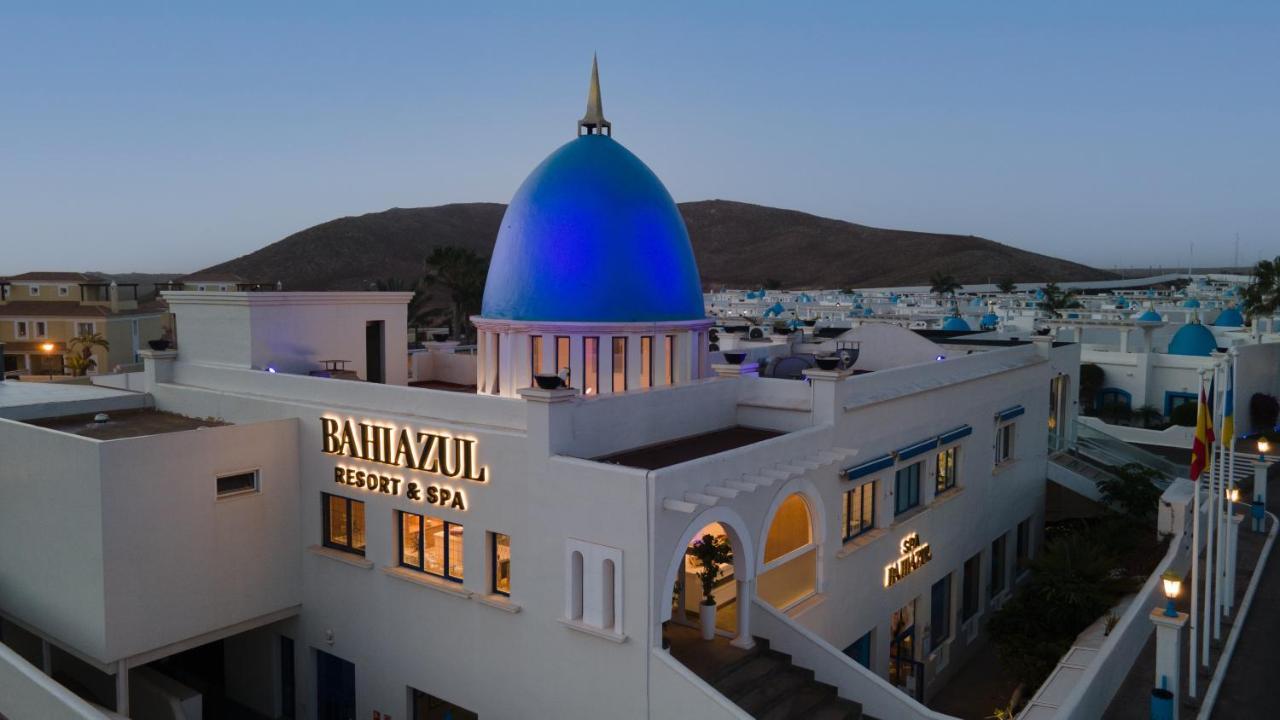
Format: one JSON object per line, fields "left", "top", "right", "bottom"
{"left": 888, "top": 600, "right": 916, "bottom": 690}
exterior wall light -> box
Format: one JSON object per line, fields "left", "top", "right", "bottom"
{"left": 40, "top": 342, "right": 55, "bottom": 352}
{"left": 1161, "top": 570, "right": 1182, "bottom": 617}
{"left": 1228, "top": 487, "right": 1240, "bottom": 504}
{"left": 1259, "top": 437, "right": 1271, "bottom": 458}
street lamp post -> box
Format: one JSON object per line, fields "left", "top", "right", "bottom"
{"left": 1152, "top": 570, "right": 1188, "bottom": 720}
{"left": 1253, "top": 438, "right": 1270, "bottom": 533}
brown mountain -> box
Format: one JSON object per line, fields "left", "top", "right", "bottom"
{"left": 200, "top": 199, "right": 1111, "bottom": 290}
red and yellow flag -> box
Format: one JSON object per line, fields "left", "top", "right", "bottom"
{"left": 1190, "top": 385, "right": 1210, "bottom": 481}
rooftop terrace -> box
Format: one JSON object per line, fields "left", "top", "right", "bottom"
{"left": 593, "top": 426, "right": 783, "bottom": 470}
{"left": 25, "top": 409, "right": 227, "bottom": 440}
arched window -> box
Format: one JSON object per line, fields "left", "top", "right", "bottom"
{"left": 601, "top": 559, "right": 616, "bottom": 630}
{"left": 570, "top": 551, "right": 584, "bottom": 620}
{"left": 759, "top": 493, "right": 818, "bottom": 610}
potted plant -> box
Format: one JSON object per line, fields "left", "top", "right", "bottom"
{"left": 148, "top": 326, "right": 175, "bottom": 351}
{"left": 688, "top": 533, "right": 733, "bottom": 640}
{"left": 533, "top": 374, "right": 563, "bottom": 390}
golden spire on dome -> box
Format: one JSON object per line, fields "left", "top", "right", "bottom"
{"left": 578, "top": 54, "right": 611, "bottom": 137}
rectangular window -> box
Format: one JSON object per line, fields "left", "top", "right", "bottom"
{"left": 530, "top": 335, "right": 543, "bottom": 380}
{"left": 15, "top": 321, "right": 27, "bottom": 338}
{"left": 555, "top": 336, "right": 570, "bottom": 383}
{"left": 583, "top": 337, "right": 599, "bottom": 395}
{"left": 990, "top": 534, "right": 1007, "bottom": 597}
{"left": 76, "top": 322, "right": 95, "bottom": 337}
{"left": 894, "top": 462, "right": 921, "bottom": 515}
{"left": 492, "top": 532, "right": 511, "bottom": 596}
{"left": 962, "top": 553, "right": 981, "bottom": 620}
{"left": 664, "top": 335, "right": 675, "bottom": 384}
{"left": 400, "top": 511, "right": 464, "bottom": 581}
{"left": 640, "top": 336, "right": 652, "bottom": 388}
{"left": 216, "top": 470, "right": 258, "bottom": 497}
{"left": 34, "top": 321, "right": 47, "bottom": 338}
{"left": 935, "top": 446, "right": 957, "bottom": 494}
{"left": 322, "top": 494, "right": 365, "bottom": 555}
{"left": 28, "top": 285, "right": 39, "bottom": 296}
{"left": 58, "top": 286, "right": 69, "bottom": 296}
{"left": 611, "top": 337, "right": 626, "bottom": 392}
{"left": 995, "top": 423, "right": 1014, "bottom": 465}
{"left": 930, "top": 575, "right": 952, "bottom": 651}
{"left": 1016, "top": 518, "right": 1031, "bottom": 573}
{"left": 842, "top": 481, "right": 876, "bottom": 541}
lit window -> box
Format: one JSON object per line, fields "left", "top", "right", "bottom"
{"left": 492, "top": 532, "right": 511, "bottom": 596}
{"left": 764, "top": 494, "right": 813, "bottom": 561}
{"left": 323, "top": 494, "right": 365, "bottom": 555}
{"left": 216, "top": 470, "right": 258, "bottom": 497}
{"left": 76, "top": 322, "right": 94, "bottom": 336}
{"left": 34, "top": 321, "right": 47, "bottom": 338}
{"left": 842, "top": 482, "right": 875, "bottom": 541}
{"left": 583, "top": 337, "right": 599, "bottom": 395}
{"left": 995, "top": 424, "right": 1014, "bottom": 465}
{"left": 936, "top": 446, "right": 958, "bottom": 494}
{"left": 530, "top": 335, "right": 543, "bottom": 381}
{"left": 639, "top": 336, "right": 652, "bottom": 388}
{"left": 612, "top": 337, "right": 626, "bottom": 392}
{"left": 401, "top": 511, "right": 464, "bottom": 582}
{"left": 556, "top": 336, "right": 570, "bottom": 385}
{"left": 894, "top": 462, "right": 921, "bottom": 515}
{"left": 761, "top": 493, "right": 817, "bottom": 609}
{"left": 15, "top": 321, "right": 28, "bottom": 338}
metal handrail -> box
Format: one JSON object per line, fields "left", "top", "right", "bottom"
{"left": 1072, "top": 418, "right": 1184, "bottom": 481}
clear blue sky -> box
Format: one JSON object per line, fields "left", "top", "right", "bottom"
{"left": 1, "top": 1, "right": 1275, "bottom": 275}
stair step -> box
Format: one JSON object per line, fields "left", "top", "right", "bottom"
{"left": 756, "top": 682, "right": 836, "bottom": 720}
{"left": 732, "top": 668, "right": 812, "bottom": 714}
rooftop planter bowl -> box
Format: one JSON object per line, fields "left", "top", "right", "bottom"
{"left": 723, "top": 351, "right": 747, "bottom": 365}
{"left": 815, "top": 355, "right": 840, "bottom": 371}
{"left": 147, "top": 339, "right": 171, "bottom": 351}
{"left": 533, "top": 374, "right": 564, "bottom": 390}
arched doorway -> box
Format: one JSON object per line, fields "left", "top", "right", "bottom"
{"left": 660, "top": 509, "right": 756, "bottom": 650}
{"left": 758, "top": 492, "right": 819, "bottom": 610}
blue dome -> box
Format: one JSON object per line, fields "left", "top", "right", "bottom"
{"left": 980, "top": 312, "right": 1000, "bottom": 327}
{"left": 480, "top": 135, "right": 704, "bottom": 322}
{"left": 1168, "top": 323, "right": 1218, "bottom": 356}
{"left": 1183, "top": 298, "right": 1201, "bottom": 308}
{"left": 942, "top": 316, "right": 972, "bottom": 331}
{"left": 1136, "top": 309, "right": 1162, "bottom": 322}
{"left": 1214, "top": 308, "right": 1244, "bottom": 327}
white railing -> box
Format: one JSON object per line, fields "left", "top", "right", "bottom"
{"left": 0, "top": 641, "right": 112, "bottom": 719}
{"left": 649, "top": 648, "right": 752, "bottom": 720}
{"left": 751, "top": 598, "right": 960, "bottom": 720}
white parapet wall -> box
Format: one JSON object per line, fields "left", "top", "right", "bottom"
{"left": 0, "top": 641, "right": 114, "bottom": 720}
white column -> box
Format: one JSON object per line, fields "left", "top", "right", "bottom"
{"left": 1151, "top": 609, "right": 1188, "bottom": 720}
{"left": 1119, "top": 329, "right": 1130, "bottom": 353}
{"left": 115, "top": 661, "right": 130, "bottom": 715}
{"left": 497, "top": 332, "right": 514, "bottom": 397}
{"left": 654, "top": 334, "right": 671, "bottom": 387}
{"left": 598, "top": 336, "right": 615, "bottom": 395}
{"left": 626, "top": 333, "right": 643, "bottom": 390}
{"left": 731, "top": 577, "right": 755, "bottom": 650}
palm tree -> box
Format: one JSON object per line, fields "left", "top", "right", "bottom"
{"left": 421, "top": 246, "right": 489, "bottom": 342}
{"left": 929, "top": 271, "right": 962, "bottom": 299}
{"left": 1039, "top": 282, "right": 1082, "bottom": 318}
{"left": 1242, "top": 256, "right": 1280, "bottom": 320}
{"left": 369, "top": 276, "right": 431, "bottom": 328}
{"left": 67, "top": 332, "right": 110, "bottom": 376}
{"left": 996, "top": 277, "right": 1018, "bottom": 294}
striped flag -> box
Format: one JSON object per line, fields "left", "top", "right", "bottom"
{"left": 1222, "top": 368, "right": 1235, "bottom": 444}
{"left": 1191, "top": 384, "right": 1210, "bottom": 481}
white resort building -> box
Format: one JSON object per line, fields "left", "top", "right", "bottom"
{"left": 1, "top": 68, "right": 1080, "bottom": 720}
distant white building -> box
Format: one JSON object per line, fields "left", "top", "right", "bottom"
{"left": 1, "top": 64, "right": 1079, "bottom": 720}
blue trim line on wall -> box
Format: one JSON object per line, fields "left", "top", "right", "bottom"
{"left": 846, "top": 454, "right": 894, "bottom": 481}
{"left": 896, "top": 437, "right": 940, "bottom": 461}
{"left": 938, "top": 425, "right": 973, "bottom": 444}
{"left": 1095, "top": 387, "right": 1133, "bottom": 410}
{"left": 996, "top": 405, "right": 1025, "bottom": 422}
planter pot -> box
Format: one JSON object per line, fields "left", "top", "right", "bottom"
{"left": 723, "top": 351, "right": 747, "bottom": 365}
{"left": 815, "top": 356, "right": 840, "bottom": 371}
{"left": 533, "top": 374, "right": 563, "bottom": 390}
{"left": 147, "top": 339, "right": 171, "bottom": 351}
{"left": 699, "top": 602, "right": 717, "bottom": 640}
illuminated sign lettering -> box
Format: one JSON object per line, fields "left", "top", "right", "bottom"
{"left": 320, "top": 417, "right": 488, "bottom": 483}
{"left": 333, "top": 465, "right": 466, "bottom": 511}
{"left": 885, "top": 533, "right": 932, "bottom": 587}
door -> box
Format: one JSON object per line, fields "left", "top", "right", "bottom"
{"left": 889, "top": 600, "right": 916, "bottom": 691}
{"left": 365, "top": 321, "right": 385, "bottom": 384}
{"left": 316, "top": 650, "right": 355, "bottom": 720}
{"left": 280, "top": 637, "right": 295, "bottom": 719}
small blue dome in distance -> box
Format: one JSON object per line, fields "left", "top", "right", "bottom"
{"left": 942, "top": 316, "right": 971, "bottom": 331}
{"left": 1214, "top": 307, "right": 1244, "bottom": 327}
{"left": 980, "top": 312, "right": 1000, "bottom": 328}
{"left": 863, "top": 307, "right": 874, "bottom": 316}
{"left": 1183, "top": 298, "right": 1201, "bottom": 308}
{"left": 481, "top": 134, "right": 704, "bottom": 322}
{"left": 1168, "top": 323, "right": 1218, "bottom": 356}
{"left": 1115, "top": 297, "right": 1129, "bottom": 308}
{"left": 1136, "top": 309, "right": 1162, "bottom": 322}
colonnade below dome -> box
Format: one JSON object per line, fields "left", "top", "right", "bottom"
{"left": 471, "top": 318, "right": 714, "bottom": 398}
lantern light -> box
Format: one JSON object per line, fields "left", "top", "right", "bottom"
{"left": 1228, "top": 487, "right": 1240, "bottom": 504}
{"left": 1161, "top": 570, "right": 1182, "bottom": 617}
{"left": 40, "top": 342, "right": 55, "bottom": 353}
{"left": 1259, "top": 437, "right": 1271, "bottom": 457}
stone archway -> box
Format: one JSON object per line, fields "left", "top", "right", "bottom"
{"left": 660, "top": 506, "right": 757, "bottom": 649}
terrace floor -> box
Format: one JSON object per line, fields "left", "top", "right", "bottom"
{"left": 25, "top": 408, "right": 226, "bottom": 439}
{"left": 594, "top": 426, "right": 784, "bottom": 470}
{"left": 409, "top": 380, "right": 477, "bottom": 393}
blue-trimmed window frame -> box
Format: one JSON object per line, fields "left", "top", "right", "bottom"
{"left": 1164, "top": 391, "right": 1196, "bottom": 418}
{"left": 994, "top": 422, "right": 1015, "bottom": 466}
{"left": 1095, "top": 387, "right": 1132, "bottom": 410}
{"left": 842, "top": 481, "right": 876, "bottom": 542}
{"left": 894, "top": 462, "right": 921, "bottom": 515}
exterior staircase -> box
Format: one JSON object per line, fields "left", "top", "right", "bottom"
{"left": 705, "top": 637, "right": 872, "bottom": 720}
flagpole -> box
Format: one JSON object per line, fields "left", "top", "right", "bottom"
{"left": 1214, "top": 357, "right": 1227, "bottom": 639}
{"left": 1227, "top": 350, "right": 1239, "bottom": 616}
{"left": 1189, "top": 372, "right": 1203, "bottom": 699}
{"left": 1202, "top": 366, "right": 1216, "bottom": 668}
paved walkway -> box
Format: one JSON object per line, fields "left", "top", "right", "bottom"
{"left": 1103, "top": 467, "right": 1278, "bottom": 719}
